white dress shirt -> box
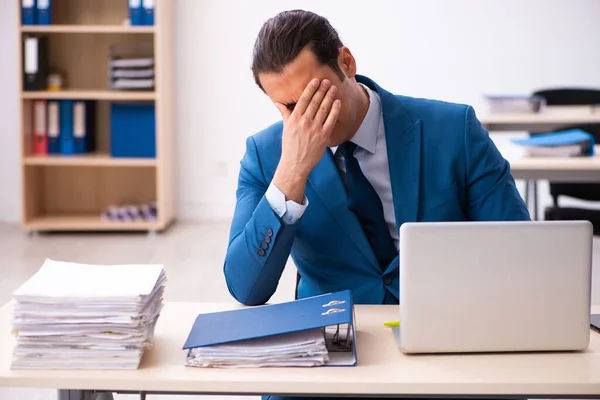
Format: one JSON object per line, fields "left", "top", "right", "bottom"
{"left": 265, "top": 84, "right": 399, "bottom": 249}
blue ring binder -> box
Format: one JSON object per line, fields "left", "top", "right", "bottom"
{"left": 183, "top": 290, "right": 357, "bottom": 367}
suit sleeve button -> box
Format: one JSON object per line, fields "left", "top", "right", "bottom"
{"left": 260, "top": 242, "right": 269, "bottom": 250}
{"left": 266, "top": 228, "right": 273, "bottom": 237}
{"left": 257, "top": 248, "right": 266, "bottom": 257}
{"left": 264, "top": 235, "right": 271, "bottom": 243}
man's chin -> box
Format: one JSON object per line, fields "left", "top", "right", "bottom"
{"left": 327, "top": 135, "right": 346, "bottom": 148}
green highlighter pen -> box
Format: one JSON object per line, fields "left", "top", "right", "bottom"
{"left": 384, "top": 321, "right": 400, "bottom": 327}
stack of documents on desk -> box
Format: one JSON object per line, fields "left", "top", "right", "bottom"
{"left": 183, "top": 290, "right": 357, "bottom": 368}
{"left": 512, "top": 129, "right": 596, "bottom": 157}
{"left": 10, "top": 259, "right": 166, "bottom": 370}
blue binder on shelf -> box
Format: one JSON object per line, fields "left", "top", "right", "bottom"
{"left": 183, "top": 290, "right": 357, "bottom": 366}
{"left": 59, "top": 100, "right": 74, "bottom": 155}
{"left": 36, "top": 0, "right": 51, "bottom": 25}
{"left": 142, "top": 0, "right": 155, "bottom": 25}
{"left": 511, "top": 129, "right": 595, "bottom": 156}
{"left": 128, "top": 0, "right": 143, "bottom": 26}
{"left": 21, "top": 0, "right": 36, "bottom": 25}
{"left": 110, "top": 102, "right": 156, "bottom": 158}
{"left": 73, "top": 101, "right": 96, "bottom": 154}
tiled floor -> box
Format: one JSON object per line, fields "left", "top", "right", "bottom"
{"left": 0, "top": 221, "right": 598, "bottom": 400}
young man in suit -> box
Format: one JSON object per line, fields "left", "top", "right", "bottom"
{"left": 224, "top": 9, "right": 530, "bottom": 308}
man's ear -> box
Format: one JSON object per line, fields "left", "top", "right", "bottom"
{"left": 338, "top": 46, "right": 357, "bottom": 78}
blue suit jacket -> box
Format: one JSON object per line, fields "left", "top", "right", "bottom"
{"left": 224, "top": 75, "right": 531, "bottom": 306}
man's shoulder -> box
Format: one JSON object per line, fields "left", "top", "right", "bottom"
{"left": 241, "top": 121, "right": 283, "bottom": 179}
{"left": 393, "top": 93, "right": 471, "bottom": 121}
{"left": 249, "top": 120, "right": 283, "bottom": 149}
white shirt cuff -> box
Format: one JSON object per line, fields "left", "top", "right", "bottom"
{"left": 265, "top": 182, "right": 308, "bottom": 224}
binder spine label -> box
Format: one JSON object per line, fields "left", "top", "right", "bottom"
{"left": 74, "top": 102, "right": 85, "bottom": 138}
{"left": 24, "top": 38, "right": 38, "bottom": 75}
{"left": 34, "top": 101, "right": 46, "bottom": 135}
{"left": 47, "top": 102, "right": 59, "bottom": 137}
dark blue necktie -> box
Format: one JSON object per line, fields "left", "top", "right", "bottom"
{"left": 339, "top": 141, "right": 397, "bottom": 269}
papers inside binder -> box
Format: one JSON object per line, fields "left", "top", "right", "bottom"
{"left": 186, "top": 328, "right": 329, "bottom": 368}
{"left": 185, "top": 324, "right": 356, "bottom": 368}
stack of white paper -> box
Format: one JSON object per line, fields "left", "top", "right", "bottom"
{"left": 186, "top": 329, "right": 329, "bottom": 368}
{"left": 524, "top": 144, "right": 585, "bottom": 157}
{"left": 10, "top": 259, "right": 166, "bottom": 370}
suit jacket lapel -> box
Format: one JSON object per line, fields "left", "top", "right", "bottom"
{"left": 307, "top": 150, "right": 380, "bottom": 269}
{"left": 386, "top": 117, "right": 422, "bottom": 230}
{"left": 356, "top": 76, "right": 422, "bottom": 276}
{"left": 358, "top": 76, "right": 422, "bottom": 231}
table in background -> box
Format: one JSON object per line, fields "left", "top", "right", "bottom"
{"left": 1, "top": 302, "right": 600, "bottom": 399}
{"left": 481, "top": 111, "right": 600, "bottom": 219}
{"left": 480, "top": 112, "right": 600, "bottom": 132}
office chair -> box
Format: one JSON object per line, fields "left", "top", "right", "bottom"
{"left": 531, "top": 89, "right": 600, "bottom": 234}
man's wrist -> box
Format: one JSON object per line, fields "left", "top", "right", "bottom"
{"left": 272, "top": 165, "right": 308, "bottom": 204}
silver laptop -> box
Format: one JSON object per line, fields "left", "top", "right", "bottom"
{"left": 398, "top": 220, "right": 593, "bottom": 354}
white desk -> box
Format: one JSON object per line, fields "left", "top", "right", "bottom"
{"left": 507, "top": 147, "right": 600, "bottom": 182}
{"left": 480, "top": 111, "right": 600, "bottom": 132}
{"left": 1, "top": 302, "right": 600, "bottom": 398}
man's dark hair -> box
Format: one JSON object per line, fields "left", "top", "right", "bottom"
{"left": 251, "top": 10, "right": 345, "bottom": 92}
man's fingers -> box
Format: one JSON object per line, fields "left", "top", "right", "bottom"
{"left": 304, "top": 80, "right": 331, "bottom": 118}
{"left": 323, "top": 100, "right": 341, "bottom": 136}
{"left": 314, "top": 85, "right": 337, "bottom": 124}
{"left": 275, "top": 102, "right": 291, "bottom": 121}
{"left": 294, "top": 78, "right": 320, "bottom": 115}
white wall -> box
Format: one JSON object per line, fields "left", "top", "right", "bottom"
{"left": 0, "top": 0, "right": 21, "bottom": 222}
{"left": 1, "top": 0, "right": 600, "bottom": 222}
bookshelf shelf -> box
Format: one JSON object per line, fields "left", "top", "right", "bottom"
{"left": 23, "top": 153, "right": 157, "bottom": 167}
{"left": 20, "top": 25, "right": 155, "bottom": 34}
{"left": 24, "top": 215, "right": 157, "bottom": 231}
{"left": 18, "top": 0, "right": 176, "bottom": 233}
{"left": 22, "top": 90, "right": 156, "bottom": 101}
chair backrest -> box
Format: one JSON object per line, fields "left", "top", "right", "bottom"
{"left": 533, "top": 88, "right": 600, "bottom": 106}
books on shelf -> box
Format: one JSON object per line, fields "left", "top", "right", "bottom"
{"left": 21, "top": 0, "right": 155, "bottom": 27}
{"left": 511, "top": 129, "right": 596, "bottom": 157}
{"left": 31, "top": 99, "right": 96, "bottom": 156}
{"left": 129, "top": 0, "right": 155, "bottom": 26}
{"left": 10, "top": 259, "right": 167, "bottom": 370}
{"left": 21, "top": 0, "right": 51, "bottom": 26}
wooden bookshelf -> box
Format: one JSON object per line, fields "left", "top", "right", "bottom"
{"left": 23, "top": 153, "right": 157, "bottom": 167}
{"left": 18, "top": 0, "right": 176, "bottom": 233}
{"left": 24, "top": 215, "right": 157, "bottom": 231}
{"left": 20, "top": 25, "right": 155, "bottom": 34}
{"left": 22, "top": 90, "right": 156, "bottom": 101}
